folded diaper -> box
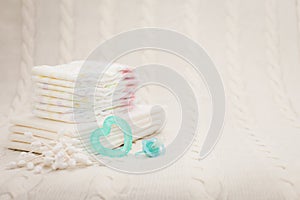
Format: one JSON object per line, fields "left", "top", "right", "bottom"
{"left": 33, "top": 95, "right": 133, "bottom": 109}
{"left": 11, "top": 105, "right": 163, "bottom": 132}
{"left": 9, "top": 118, "right": 162, "bottom": 142}
{"left": 32, "top": 61, "right": 137, "bottom": 93}
{"left": 35, "top": 87, "right": 134, "bottom": 102}
{"left": 32, "top": 74, "right": 136, "bottom": 89}
{"left": 8, "top": 105, "right": 164, "bottom": 152}
{"left": 34, "top": 102, "right": 129, "bottom": 114}
{"left": 7, "top": 123, "right": 162, "bottom": 153}
{"left": 32, "top": 107, "right": 127, "bottom": 123}
{"left": 35, "top": 81, "right": 137, "bottom": 97}
{"left": 33, "top": 104, "right": 162, "bottom": 123}
{"left": 32, "top": 61, "right": 133, "bottom": 82}
{"left": 9, "top": 117, "right": 162, "bottom": 144}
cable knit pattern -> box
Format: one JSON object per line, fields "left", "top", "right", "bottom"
{"left": 226, "top": 0, "right": 251, "bottom": 128}
{"left": 265, "top": 0, "right": 300, "bottom": 128}
{"left": 59, "top": 0, "right": 74, "bottom": 64}
{"left": 226, "top": 0, "right": 298, "bottom": 198}
{"left": 140, "top": 0, "right": 154, "bottom": 28}
{"left": 9, "top": 0, "right": 36, "bottom": 116}
{"left": 187, "top": 133, "right": 227, "bottom": 199}
{"left": 183, "top": 1, "right": 226, "bottom": 198}
{"left": 139, "top": 0, "right": 155, "bottom": 103}
{"left": 296, "top": 0, "right": 300, "bottom": 52}
{"left": 99, "top": 0, "right": 115, "bottom": 41}
{"left": 182, "top": 0, "right": 204, "bottom": 90}
{"left": 184, "top": 0, "right": 199, "bottom": 40}
{"left": 1, "top": 1, "right": 300, "bottom": 199}
{"left": 0, "top": 113, "right": 7, "bottom": 128}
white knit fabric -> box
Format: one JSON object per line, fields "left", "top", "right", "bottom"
{"left": 0, "top": 0, "right": 300, "bottom": 199}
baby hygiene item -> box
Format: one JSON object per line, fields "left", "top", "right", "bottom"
{"left": 7, "top": 105, "right": 164, "bottom": 152}
{"left": 7, "top": 60, "right": 164, "bottom": 172}
{"left": 136, "top": 138, "right": 166, "bottom": 158}
{"left": 31, "top": 61, "right": 137, "bottom": 123}
{"left": 6, "top": 130, "right": 94, "bottom": 173}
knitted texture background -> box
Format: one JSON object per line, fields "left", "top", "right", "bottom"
{"left": 0, "top": 0, "right": 300, "bottom": 199}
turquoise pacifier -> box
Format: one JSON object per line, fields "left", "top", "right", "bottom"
{"left": 136, "top": 138, "right": 166, "bottom": 158}
{"left": 90, "top": 116, "right": 132, "bottom": 158}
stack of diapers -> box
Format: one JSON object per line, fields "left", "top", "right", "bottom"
{"left": 32, "top": 60, "right": 137, "bottom": 123}
{"left": 7, "top": 61, "right": 163, "bottom": 152}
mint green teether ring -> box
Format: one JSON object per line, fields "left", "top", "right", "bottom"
{"left": 90, "top": 116, "right": 132, "bottom": 158}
